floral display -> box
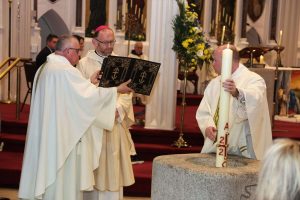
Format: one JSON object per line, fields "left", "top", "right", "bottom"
{"left": 172, "top": 0, "right": 212, "bottom": 70}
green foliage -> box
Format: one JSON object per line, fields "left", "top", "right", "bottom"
{"left": 172, "top": 0, "right": 212, "bottom": 70}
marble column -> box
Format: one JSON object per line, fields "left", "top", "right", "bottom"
{"left": 0, "top": 1, "right": 6, "bottom": 99}
{"left": 203, "top": 0, "right": 212, "bottom": 38}
{"left": 0, "top": 0, "right": 31, "bottom": 102}
{"left": 72, "top": 0, "right": 85, "bottom": 36}
{"left": 0, "top": 1, "right": 8, "bottom": 61}
{"left": 144, "top": 0, "right": 178, "bottom": 130}
{"left": 235, "top": 0, "right": 246, "bottom": 48}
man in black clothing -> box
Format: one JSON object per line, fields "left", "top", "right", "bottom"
{"left": 35, "top": 34, "right": 58, "bottom": 68}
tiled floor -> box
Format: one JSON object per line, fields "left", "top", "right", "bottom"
{"left": 0, "top": 188, "right": 151, "bottom": 200}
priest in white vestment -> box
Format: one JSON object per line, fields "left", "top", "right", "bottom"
{"left": 18, "top": 35, "right": 133, "bottom": 200}
{"left": 77, "top": 26, "right": 135, "bottom": 200}
{"left": 196, "top": 45, "right": 272, "bottom": 160}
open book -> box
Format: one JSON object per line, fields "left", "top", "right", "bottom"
{"left": 99, "top": 55, "right": 160, "bottom": 95}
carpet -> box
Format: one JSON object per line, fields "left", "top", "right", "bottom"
{"left": 1, "top": 102, "right": 300, "bottom": 197}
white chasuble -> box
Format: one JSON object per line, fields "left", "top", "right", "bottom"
{"left": 196, "top": 64, "right": 272, "bottom": 160}
{"left": 19, "top": 54, "right": 117, "bottom": 200}
{"left": 78, "top": 50, "right": 135, "bottom": 199}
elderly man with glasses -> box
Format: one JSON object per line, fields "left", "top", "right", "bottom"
{"left": 77, "top": 26, "right": 137, "bottom": 200}
{"left": 18, "top": 35, "right": 133, "bottom": 200}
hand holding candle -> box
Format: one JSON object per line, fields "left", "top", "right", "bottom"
{"left": 216, "top": 44, "right": 233, "bottom": 168}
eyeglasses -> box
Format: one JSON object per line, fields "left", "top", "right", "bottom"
{"left": 68, "top": 48, "right": 81, "bottom": 54}
{"left": 94, "top": 38, "right": 116, "bottom": 46}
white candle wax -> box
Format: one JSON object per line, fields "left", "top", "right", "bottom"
{"left": 260, "top": 55, "right": 264, "bottom": 64}
{"left": 221, "top": 26, "right": 225, "bottom": 45}
{"left": 216, "top": 46, "right": 233, "bottom": 168}
{"left": 135, "top": 4, "right": 137, "bottom": 14}
{"left": 278, "top": 30, "right": 283, "bottom": 46}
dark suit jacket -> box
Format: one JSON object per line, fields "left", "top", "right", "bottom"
{"left": 36, "top": 47, "right": 52, "bottom": 68}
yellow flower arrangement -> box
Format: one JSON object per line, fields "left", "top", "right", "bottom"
{"left": 172, "top": 0, "right": 212, "bottom": 70}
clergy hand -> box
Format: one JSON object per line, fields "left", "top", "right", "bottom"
{"left": 90, "top": 70, "right": 100, "bottom": 85}
{"left": 205, "top": 126, "right": 217, "bottom": 141}
{"left": 115, "top": 110, "right": 120, "bottom": 120}
{"left": 117, "top": 80, "right": 134, "bottom": 94}
{"left": 223, "top": 79, "right": 239, "bottom": 97}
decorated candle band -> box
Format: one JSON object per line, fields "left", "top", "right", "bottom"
{"left": 216, "top": 123, "right": 229, "bottom": 167}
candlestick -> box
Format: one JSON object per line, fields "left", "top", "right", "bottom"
{"left": 135, "top": 4, "right": 137, "bottom": 14}
{"left": 216, "top": 45, "right": 233, "bottom": 168}
{"left": 221, "top": 26, "right": 225, "bottom": 45}
{"left": 278, "top": 30, "right": 283, "bottom": 46}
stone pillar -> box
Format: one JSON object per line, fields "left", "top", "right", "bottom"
{"left": 30, "top": 22, "right": 41, "bottom": 61}
{"left": 0, "top": 0, "right": 31, "bottom": 102}
{"left": 235, "top": 0, "right": 249, "bottom": 50}
{"left": 0, "top": 1, "right": 5, "bottom": 61}
{"left": 0, "top": 1, "right": 6, "bottom": 100}
{"left": 107, "top": 0, "right": 117, "bottom": 33}
{"left": 144, "top": 0, "right": 178, "bottom": 130}
{"left": 203, "top": 1, "right": 212, "bottom": 38}
{"left": 72, "top": 0, "right": 85, "bottom": 36}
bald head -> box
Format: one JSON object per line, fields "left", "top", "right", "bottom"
{"left": 212, "top": 44, "right": 240, "bottom": 74}
{"left": 55, "top": 35, "right": 81, "bottom": 65}
{"left": 55, "top": 36, "right": 78, "bottom": 51}
{"left": 93, "top": 28, "right": 115, "bottom": 56}
{"left": 134, "top": 42, "right": 143, "bottom": 55}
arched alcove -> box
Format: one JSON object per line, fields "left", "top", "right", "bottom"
{"left": 38, "top": 9, "right": 69, "bottom": 47}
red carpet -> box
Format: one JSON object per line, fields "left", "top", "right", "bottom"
{"left": 1, "top": 102, "right": 300, "bottom": 197}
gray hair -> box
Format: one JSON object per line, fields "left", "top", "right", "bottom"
{"left": 256, "top": 138, "right": 300, "bottom": 200}
{"left": 55, "top": 35, "right": 75, "bottom": 51}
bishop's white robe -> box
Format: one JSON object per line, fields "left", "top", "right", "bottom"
{"left": 18, "top": 54, "right": 117, "bottom": 200}
{"left": 77, "top": 50, "right": 135, "bottom": 199}
{"left": 196, "top": 64, "right": 272, "bottom": 160}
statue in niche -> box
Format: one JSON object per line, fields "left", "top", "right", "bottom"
{"left": 246, "top": 0, "right": 265, "bottom": 46}
{"left": 248, "top": 0, "right": 265, "bottom": 22}
{"left": 86, "top": 0, "right": 107, "bottom": 37}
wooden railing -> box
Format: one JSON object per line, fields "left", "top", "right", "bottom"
{"left": 0, "top": 57, "right": 32, "bottom": 119}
